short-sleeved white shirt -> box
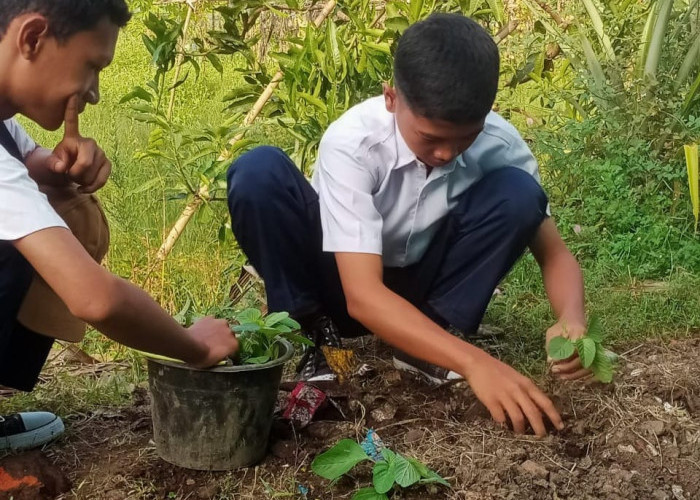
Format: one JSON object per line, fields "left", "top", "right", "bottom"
{"left": 0, "top": 118, "right": 67, "bottom": 240}
{"left": 311, "top": 96, "right": 547, "bottom": 267}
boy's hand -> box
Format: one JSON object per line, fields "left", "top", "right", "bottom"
{"left": 49, "top": 95, "right": 111, "bottom": 193}
{"left": 465, "top": 351, "right": 564, "bottom": 437}
{"left": 546, "top": 321, "right": 591, "bottom": 380}
{"left": 186, "top": 316, "right": 239, "bottom": 368}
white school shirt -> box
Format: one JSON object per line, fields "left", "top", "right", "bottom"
{"left": 311, "top": 96, "right": 547, "bottom": 267}
{"left": 0, "top": 118, "right": 67, "bottom": 240}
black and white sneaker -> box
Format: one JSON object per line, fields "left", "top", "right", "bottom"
{"left": 392, "top": 350, "right": 463, "bottom": 386}
{"left": 0, "top": 412, "right": 64, "bottom": 452}
{"left": 296, "top": 315, "right": 343, "bottom": 383}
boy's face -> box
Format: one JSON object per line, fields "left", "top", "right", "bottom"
{"left": 5, "top": 15, "right": 118, "bottom": 130}
{"left": 384, "top": 85, "right": 484, "bottom": 168}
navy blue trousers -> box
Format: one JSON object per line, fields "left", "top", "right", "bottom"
{"left": 0, "top": 243, "right": 54, "bottom": 391}
{"left": 227, "top": 146, "right": 548, "bottom": 336}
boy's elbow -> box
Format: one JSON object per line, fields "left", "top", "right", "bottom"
{"left": 345, "top": 294, "right": 372, "bottom": 323}
{"left": 68, "top": 276, "right": 124, "bottom": 324}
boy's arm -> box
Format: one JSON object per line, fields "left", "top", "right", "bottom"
{"left": 13, "top": 227, "right": 238, "bottom": 368}
{"left": 335, "top": 252, "right": 563, "bottom": 437}
{"left": 529, "top": 218, "right": 590, "bottom": 380}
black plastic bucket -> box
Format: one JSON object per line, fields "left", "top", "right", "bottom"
{"left": 147, "top": 339, "right": 293, "bottom": 470}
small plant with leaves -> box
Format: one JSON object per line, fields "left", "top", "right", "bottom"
{"left": 547, "top": 316, "right": 617, "bottom": 383}
{"left": 233, "top": 309, "right": 313, "bottom": 365}
{"left": 312, "top": 438, "right": 449, "bottom": 499}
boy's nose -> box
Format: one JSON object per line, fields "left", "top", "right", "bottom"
{"left": 85, "top": 88, "right": 100, "bottom": 105}
{"left": 434, "top": 148, "right": 454, "bottom": 163}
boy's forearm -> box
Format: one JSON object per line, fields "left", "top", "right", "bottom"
{"left": 347, "top": 283, "right": 486, "bottom": 377}
{"left": 541, "top": 250, "right": 586, "bottom": 326}
{"left": 89, "top": 277, "right": 208, "bottom": 364}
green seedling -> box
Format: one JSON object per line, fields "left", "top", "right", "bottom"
{"left": 547, "top": 316, "right": 617, "bottom": 383}
{"left": 142, "top": 304, "right": 312, "bottom": 366}
{"left": 312, "top": 439, "right": 449, "bottom": 499}
{"left": 233, "top": 309, "right": 314, "bottom": 365}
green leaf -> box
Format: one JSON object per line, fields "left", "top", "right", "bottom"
{"left": 580, "top": 33, "right": 606, "bottom": 90}
{"left": 581, "top": 0, "right": 616, "bottom": 60}
{"left": 206, "top": 53, "right": 224, "bottom": 74}
{"left": 485, "top": 0, "right": 505, "bottom": 24}
{"left": 278, "top": 317, "right": 301, "bottom": 330}
{"left": 548, "top": 336, "right": 575, "bottom": 360}
{"left": 590, "top": 347, "right": 615, "bottom": 383}
{"left": 644, "top": 0, "right": 673, "bottom": 81}
{"left": 233, "top": 323, "right": 260, "bottom": 333}
{"left": 419, "top": 470, "right": 451, "bottom": 487}
{"left": 385, "top": 16, "right": 410, "bottom": 33}
{"left": 576, "top": 337, "right": 597, "bottom": 369}
{"left": 244, "top": 355, "right": 271, "bottom": 365}
{"left": 236, "top": 308, "right": 262, "bottom": 324}
{"left": 351, "top": 488, "right": 389, "bottom": 500}
{"left": 586, "top": 316, "right": 604, "bottom": 343}
{"left": 674, "top": 33, "right": 700, "bottom": 90}
{"left": 372, "top": 458, "right": 396, "bottom": 494}
{"left": 409, "top": 0, "right": 424, "bottom": 22}
{"left": 311, "top": 440, "right": 369, "bottom": 480}
{"left": 265, "top": 312, "right": 290, "bottom": 327}
{"left": 120, "top": 86, "right": 152, "bottom": 104}
{"left": 394, "top": 454, "right": 421, "bottom": 488}
{"left": 281, "top": 332, "right": 315, "bottom": 347}
{"left": 682, "top": 71, "right": 700, "bottom": 116}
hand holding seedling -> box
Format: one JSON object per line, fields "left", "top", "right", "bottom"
{"left": 547, "top": 316, "right": 616, "bottom": 383}
{"left": 186, "top": 316, "right": 239, "bottom": 368}
{"left": 49, "top": 95, "right": 112, "bottom": 193}
{"left": 546, "top": 321, "right": 590, "bottom": 380}
{"left": 465, "top": 351, "right": 564, "bottom": 437}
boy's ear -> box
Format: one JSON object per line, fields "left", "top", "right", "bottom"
{"left": 16, "top": 15, "right": 51, "bottom": 60}
{"left": 383, "top": 83, "right": 398, "bottom": 113}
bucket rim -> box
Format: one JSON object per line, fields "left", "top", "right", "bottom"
{"left": 147, "top": 338, "right": 295, "bottom": 373}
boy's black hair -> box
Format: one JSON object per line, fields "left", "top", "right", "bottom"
{"left": 394, "top": 13, "right": 500, "bottom": 124}
{"left": 0, "top": 0, "right": 131, "bottom": 40}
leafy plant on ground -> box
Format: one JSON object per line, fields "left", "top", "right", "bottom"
{"left": 312, "top": 439, "right": 449, "bottom": 499}
{"left": 232, "top": 309, "right": 313, "bottom": 365}
{"left": 547, "top": 316, "right": 617, "bottom": 383}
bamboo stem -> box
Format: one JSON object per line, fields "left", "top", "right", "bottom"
{"left": 156, "top": 0, "right": 338, "bottom": 262}
{"left": 167, "top": 1, "right": 195, "bottom": 121}
{"left": 494, "top": 19, "right": 519, "bottom": 44}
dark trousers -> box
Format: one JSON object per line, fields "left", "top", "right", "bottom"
{"left": 227, "top": 146, "right": 548, "bottom": 336}
{"left": 0, "top": 243, "right": 54, "bottom": 391}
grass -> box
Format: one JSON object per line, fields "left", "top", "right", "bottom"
{"left": 2, "top": 17, "right": 700, "bottom": 421}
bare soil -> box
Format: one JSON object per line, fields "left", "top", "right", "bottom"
{"left": 5, "top": 337, "right": 700, "bottom": 500}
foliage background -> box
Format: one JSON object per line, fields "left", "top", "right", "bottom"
{"left": 15, "top": 0, "right": 700, "bottom": 378}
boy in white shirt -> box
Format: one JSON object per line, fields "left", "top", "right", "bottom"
{"left": 228, "top": 14, "right": 591, "bottom": 436}
{"left": 0, "top": 0, "right": 238, "bottom": 451}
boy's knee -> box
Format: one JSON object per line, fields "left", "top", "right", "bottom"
{"left": 487, "top": 167, "right": 548, "bottom": 229}
{"left": 227, "top": 146, "right": 291, "bottom": 200}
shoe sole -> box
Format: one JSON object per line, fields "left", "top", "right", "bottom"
{"left": 0, "top": 416, "right": 65, "bottom": 452}
{"left": 392, "top": 358, "right": 463, "bottom": 386}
